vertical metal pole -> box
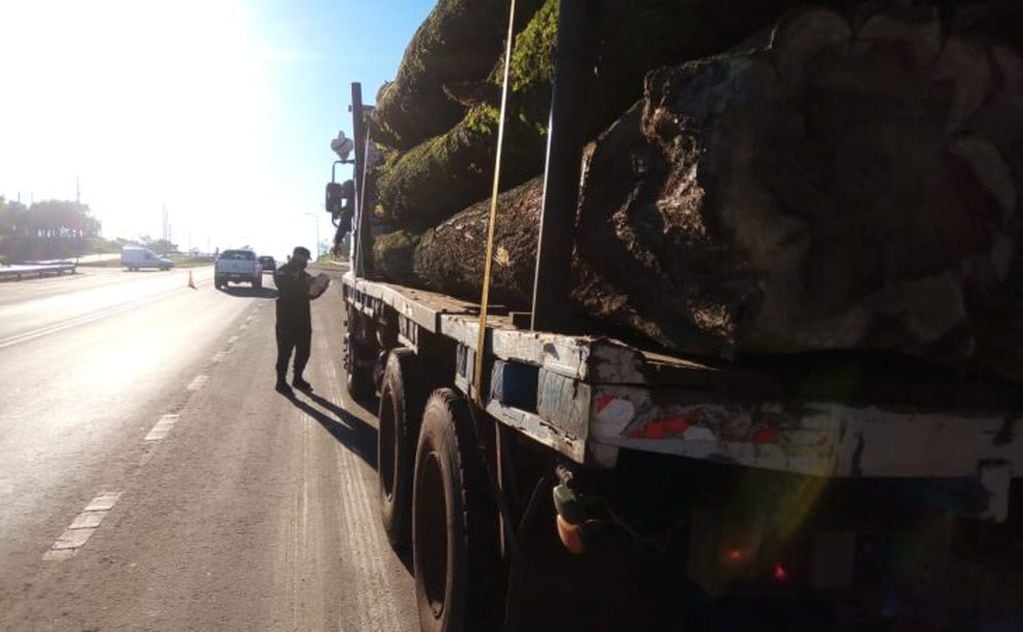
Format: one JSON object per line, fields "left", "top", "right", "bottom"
{"left": 351, "top": 82, "right": 368, "bottom": 278}
{"left": 530, "top": 0, "right": 592, "bottom": 332}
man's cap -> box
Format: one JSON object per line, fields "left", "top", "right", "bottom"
{"left": 293, "top": 246, "right": 312, "bottom": 259}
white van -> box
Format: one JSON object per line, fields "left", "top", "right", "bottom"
{"left": 121, "top": 246, "right": 173, "bottom": 271}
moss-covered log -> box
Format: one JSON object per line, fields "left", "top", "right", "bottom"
{"left": 371, "top": 229, "right": 420, "bottom": 284}
{"left": 375, "top": 107, "right": 546, "bottom": 231}
{"left": 374, "top": 0, "right": 858, "bottom": 231}
{"left": 370, "top": 0, "right": 546, "bottom": 149}
{"left": 412, "top": 177, "right": 542, "bottom": 306}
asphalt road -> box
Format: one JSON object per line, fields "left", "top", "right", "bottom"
{"left": 0, "top": 266, "right": 834, "bottom": 632}
{"left": 0, "top": 265, "right": 418, "bottom": 631}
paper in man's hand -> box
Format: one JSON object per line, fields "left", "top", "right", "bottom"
{"left": 309, "top": 273, "right": 330, "bottom": 298}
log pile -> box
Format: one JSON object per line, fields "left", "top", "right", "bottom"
{"left": 365, "top": 1, "right": 1023, "bottom": 382}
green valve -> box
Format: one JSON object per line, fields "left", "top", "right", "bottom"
{"left": 552, "top": 483, "right": 586, "bottom": 525}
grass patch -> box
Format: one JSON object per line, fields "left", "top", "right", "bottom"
{"left": 169, "top": 254, "right": 215, "bottom": 268}
{"left": 315, "top": 254, "right": 347, "bottom": 266}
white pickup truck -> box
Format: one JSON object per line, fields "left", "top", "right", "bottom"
{"left": 214, "top": 249, "right": 262, "bottom": 290}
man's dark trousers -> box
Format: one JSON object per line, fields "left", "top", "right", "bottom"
{"left": 276, "top": 322, "right": 310, "bottom": 380}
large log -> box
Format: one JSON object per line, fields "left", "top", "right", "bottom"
{"left": 374, "top": 109, "right": 545, "bottom": 231}
{"left": 372, "top": 5, "right": 1023, "bottom": 382}
{"left": 412, "top": 177, "right": 543, "bottom": 306}
{"left": 575, "top": 6, "right": 1023, "bottom": 370}
{"left": 372, "top": 0, "right": 559, "bottom": 230}
{"left": 370, "top": 0, "right": 546, "bottom": 150}
{"left": 374, "top": 0, "right": 863, "bottom": 231}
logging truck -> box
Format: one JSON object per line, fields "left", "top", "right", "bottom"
{"left": 327, "top": 4, "right": 1023, "bottom": 631}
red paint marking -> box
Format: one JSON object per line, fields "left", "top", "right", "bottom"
{"left": 773, "top": 563, "right": 788, "bottom": 582}
{"left": 752, "top": 425, "right": 781, "bottom": 444}
{"left": 595, "top": 395, "right": 615, "bottom": 414}
{"left": 626, "top": 416, "right": 691, "bottom": 440}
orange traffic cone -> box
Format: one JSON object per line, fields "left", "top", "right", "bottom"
{"left": 187, "top": 269, "right": 196, "bottom": 290}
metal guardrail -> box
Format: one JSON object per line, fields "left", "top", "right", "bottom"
{"left": 0, "top": 263, "right": 77, "bottom": 280}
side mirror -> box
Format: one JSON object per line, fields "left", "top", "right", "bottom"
{"left": 325, "top": 181, "right": 344, "bottom": 215}
{"left": 326, "top": 179, "right": 356, "bottom": 229}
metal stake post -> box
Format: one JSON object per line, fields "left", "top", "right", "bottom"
{"left": 530, "top": 0, "right": 593, "bottom": 332}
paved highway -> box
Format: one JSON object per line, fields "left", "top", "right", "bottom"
{"left": 0, "top": 266, "right": 749, "bottom": 632}
{"left": 0, "top": 266, "right": 418, "bottom": 631}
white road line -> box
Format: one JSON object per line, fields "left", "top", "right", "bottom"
{"left": 212, "top": 350, "right": 228, "bottom": 363}
{"left": 144, "top": 413, "right": 179, "bottom": 441}
{"left": 44, "top": 491, "right": 122, "bottom": 561}
{"left": 0, "top": 276, "right": 210, "bottom": 350}
{"left": 187, "top": 375, "right": 210, "bottom": 391}
{"left": 0, "top": 301, "right": 140, "bottom": 350}
{"left": 240, "top": 324, "right": 249, "bottom": 331}
{"left": 228, "top": 335, "right": 239, "bottom": 345}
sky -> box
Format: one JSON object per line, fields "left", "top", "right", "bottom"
{"left": 0, "top": 0, "right": 433, "bottom": 259}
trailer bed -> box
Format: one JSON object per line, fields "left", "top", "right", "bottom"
{"left": 343, "top": 272, "right": 1022, "bottom": 517}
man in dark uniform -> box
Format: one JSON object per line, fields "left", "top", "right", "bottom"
{"left": 274, "top": 246, "right": 324, "bottom": 393}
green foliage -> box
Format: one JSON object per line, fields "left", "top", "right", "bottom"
{"left": 142, "top": 238, "right": 178, "bottom": 255}
{"left": 509, "top": 0, "right": 558, "bottom": 93}
{"left": 464, "top": 104, "right": 500, "bottom": 135}
{"left": 0, "top": 197, "right": 104, "bottom": 262}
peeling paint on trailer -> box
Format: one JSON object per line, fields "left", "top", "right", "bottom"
{"left": 589, "top": 387, "right": 1023, "bottom": 479}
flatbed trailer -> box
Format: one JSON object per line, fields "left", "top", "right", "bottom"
{"left": 341, "top": 270, "right": 1023, "bottom": 630}
{"left": 328, "top": 3, "right": 1023, "bottom": 629}
{"left": 344, "top": 272, "right": 1023, "bottom": 483}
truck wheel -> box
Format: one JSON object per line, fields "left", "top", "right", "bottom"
{"left": 215, "top": 277, "right": 223, "bottom": 290}
{"left": 413, "top": 389, "right": 506, "bottom": 632}
{"left": 344, "top": 330, "right": 376, "bottom": 403}
{"left": 253, "top": 277, "right": 262, "bottom": 289}
{"left": 378, "top": 348, "right": 425, "bottom": 549}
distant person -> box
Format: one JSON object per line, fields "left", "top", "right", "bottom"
{"left": 274, "top": 246, "right": 327, "bottom": 393}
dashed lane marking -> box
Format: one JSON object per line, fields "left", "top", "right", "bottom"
{"left": 144, "top": 413, "right": 179, "bottom": 441}
{"left": 44, "top": 492, "right": 122, "bottom": 561}
{"left": 228, "top": 335, "right": 239, "bottom": 345}
{"left": 212, "top": 350, "right": 228, "bottom": 364}
{"left": 187, "top": 375, "right": 210, "bottom": 391}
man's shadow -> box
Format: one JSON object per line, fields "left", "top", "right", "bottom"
{"left": 282, "top": 389, "right": 378, "bottom": 470}
{"left": 281, "top": 387, "right": 414, "bottom": 573}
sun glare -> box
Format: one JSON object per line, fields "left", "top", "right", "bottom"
{"left": 1, "top": 0, "right": 282, "bottom": 250}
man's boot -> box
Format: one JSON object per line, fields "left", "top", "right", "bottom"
{"left": 276, "top": 373, "right": 291, "bottom": 393}
{"left": 292, "top": 376, "right": 313, "bottom": 392}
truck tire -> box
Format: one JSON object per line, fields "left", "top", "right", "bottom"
{"left": 253, "top": 276, "right": 262, "bottom": 289}
{"left": 413, "top": 388, "right": 506, "bottom": 632}
{"left": 215, "top": 277, "right": 223, "bottom": 290}
{"left": 344, "top": 328, "right": 377, "bottom": 404}
{"left": 378, "top": 348, "right": 425, "bottom": 549}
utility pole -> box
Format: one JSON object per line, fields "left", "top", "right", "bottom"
{"left": 76, "top": 176, "right": 81, "bottom": 204}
